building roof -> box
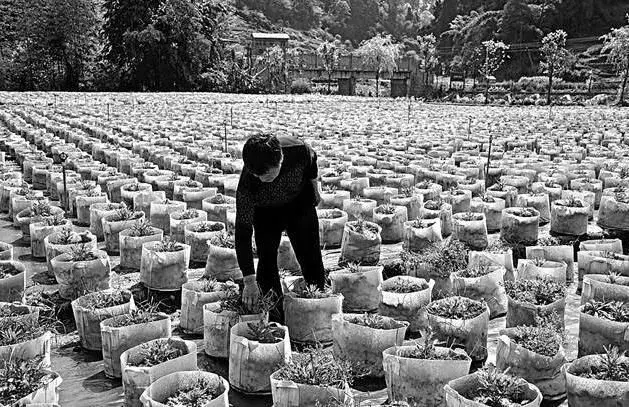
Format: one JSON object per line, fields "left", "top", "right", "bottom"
{"left": 251, "top": 33, "right": 290, "bottom": 40}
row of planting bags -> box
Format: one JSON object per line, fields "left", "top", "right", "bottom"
{"left": 0, "top": 108, "right": 247, "bottom": 407}
{"left": 0, "top": 104, "right": 624, "bottom": 404}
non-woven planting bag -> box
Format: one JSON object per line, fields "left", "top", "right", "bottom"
{"left": 121, "top": 338, "right": 197, "bottom": 407}
{"left": 383, "top": 346, "right": 471, "bottom": 407}
{"left": 496, "top": 329, "right": 567, "bottom": 400}
{"left": 139, "top": 371, "right": 229, "bottom": 407}
{"left": 339, "top": 221, "right": 382, "bottom": 266}
{"left": 453, "top": 265, "right": 507, "bottom": 319}
{"left": 378, "top": 276, "right": 433, "bottom": 333}
{"left": 329, "top": 265, "right": 383, "bottom": 312}
{"left": 283, "top": 290, "right": 343, "bottom": 345}
{"left": 402, "top": 218, "right": 442, "bottom": 253}
{"left": 228, "top": 322, "right": 291, "bottom": 394}
{"left": 333, "top": 313, "right": 408, "bottom": 378}
{"left": 526, "top": 245, "right": 575, "bottom": 283}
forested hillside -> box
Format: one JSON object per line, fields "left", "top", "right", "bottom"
{"left": 0, "top": 0, "right": 627, "bottom": 91}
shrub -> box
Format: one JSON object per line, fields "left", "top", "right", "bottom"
{"left": 461, "top": 366, "right": 533, "bottom": 407}
{"left": 504, "top": 279, "right": 565, "bottom": 305}
{"left": 510, "top": 325, "right": 561, "bottom": 357}
{"left": 274, "top": 347, "right": 354, "bottom": 388}
{"left": 290, "top": 78, "right": 312, "bottom": 94}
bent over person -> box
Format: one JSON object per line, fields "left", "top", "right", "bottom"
{"left": 235, "top": 134, "right": 325, "bottom": 322}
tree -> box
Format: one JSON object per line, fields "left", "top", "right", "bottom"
{"left": 358, "top": 34, "right": 403, "bottom": 97}
{"left": 255, "top": 45, "right": 289, "bottom": 93}
{"left": 417, "top": 34, "right": 439, "bottom": 84}
{"left": 0, "top": 0, "right": 98, "bottom": 90}
{"left": 498, "top": 0, "right": 542, "bottom": 78}
{"left": 317, "top": 40, "right": 341, "bottom": 93}
{"left": 540, "top": 29, "right": 574, "bottom": 104}
{"left": 291, "top": 0, "right": 320, "bottom": 29}
{"left": 477, "top": 40, "right": 509, "bottom": 102}
{"left": 601, "top": 16, "right": 629, "bottom": 105}
{"left": 102, "top": 0, "right": 228, "bottom": 91}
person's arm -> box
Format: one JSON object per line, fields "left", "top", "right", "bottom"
{"left": 235, "top": 175, "right": 255, "bottom": 278}
{"left": 235, "top": 173, "right": 260, "bottom": 309}
{"left": 304, "top": 142, "right": 320, "bottom": 204}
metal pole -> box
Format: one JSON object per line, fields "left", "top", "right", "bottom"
{"left": 224, "top": 121, "right": 228, "bottom": 153}
{"left": 485, "top": 133, "right": 493, "bottom": 189}
{"left": 60, "top": 153, "right": 68, "bottom": 213}
{"left": 468, "top": 117, "right": 472, "bottom": 141}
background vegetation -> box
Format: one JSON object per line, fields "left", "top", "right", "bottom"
{"left": 0, "top": 0, "right": 627, "bottom": 92}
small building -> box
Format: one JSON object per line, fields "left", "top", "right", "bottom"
{"left": 249, "top": 33, "right": 290, "bottom": 58}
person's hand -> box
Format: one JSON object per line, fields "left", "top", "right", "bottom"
{"left": 242, "top": 275, "right": 260, "bottom": 311}
{"left": 312, "top": 179, "right": 322, "bottom": 205}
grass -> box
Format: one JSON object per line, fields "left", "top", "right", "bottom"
{"left": 461, "top": 367, "right": 533, "bottom": 407}
{"left": 409, "top": 216, "right": 430, "bottom": 229}
{"left": 244, "top": 322, "right": 285, "bottom": 344}
{"left": 574, "top": 346, "right": 629, "bottom": 381}
{"left": 510, "top": 207, "right": 535, "bottom": 217}
{"left": 0, "top": 263, "right": 21, "bottom": 278}
{"left": 488, "top": 181, "right": 507, "bottom": 192}
{"left": 179, "top": 209, "right": 199, "bottom": 220}
{"left": 401, "top": 240, "right": 469, "bottom": 279}
{"left": 218, "top": 289, "right": 277, "bottom": 315}
{"left": 165, "top": 376, "right": 223, "bottom": 406}
{"left": 458, "top": 264, "right": 494, "bottom": 278}
{"left": 581, "top": 300, "right": 629, "bottom": 323}
{"left": 68, "top": 244, "right": 99, "bottom": 262}
{"left": 343, "top": 262, "right": 364, "bottom": 273}
{"left": 126, "top": 340, "right": 185, "bottom": 368}
{"left": 191, "top": 222, "right": 224, "bottom": 233}
{"left": 128, "top": 219, "right": 155, "bottom": 237}
{"left": 400, "top": 186, "right": 415, "bottom": 198}
{"left": 210, "top": 194, "right": 227, "bottom": 204}
{"left": 504, "top": 279, "right": 566, "bottom": 305}
{"left": 376, "top": 204, "right": 396, "bottom": 215}
{"left": 319, "top": 209, "right": 343, "bottom": 219}
{"left": 155, "top": 237, "right": 184, "bottom": 252}
{"left": 347, "top": 217, "right": 379, "bottom": 239}
{"left": 423, "top": 200, "right": 441, "bottom": 211}
{"left": 105, "top": 309, "right": 166, "bottom": 329}
{"left": 123, "top": 183, "right": 140, "bottom": 192}
{"left": 344, "top": 313, "right": 405, "bottom": 330}
{"left": 401, "top": 330, "right": 468, "bottom": 361}
{"left": 293, "top": 284, "right": 335, "bottom": 299}
{"left": 383, "top": 278, "right": 428, "bottom": 294}
{"left": 0, "top": 357, "right": 52, "bottom": 405}
{"left": 557, "top": 197, "right": 584, "bottom": 208}
{"left": 110, "top": 204, "right": 140, "bottom": 222}
{"left": 536, "top": 236, "right": 562, "bottom": 246}
{"left": 78, "top": 291, "right": 129, "bottom": 310}
{"left": 510, "top": 325, "right": 561, "bottom": 357}
{"left": 0, "top": 318, "right": 46, "bottom": 346}
{"left": 274, "top": 347, "right": 354, "bottom": 388}
{"left": 209, "top": 231, "right": 235, "bottom": 249}
{"left": 427, "top": 296, "right": 486, "bottom": 319}
{"left": 192, "top": 278, "right": 238, "bottom": 293}
{"left": 32, "top": 201, "right": 53, "bottom": 217}
{"left": 416, "top": 181, "right": 434, "bottom": 190}
{"left": 458, "top": 212, "right": 483, "bottom": 221}
{"left": 42, "top": 213, "right": 66, "bottom": 226}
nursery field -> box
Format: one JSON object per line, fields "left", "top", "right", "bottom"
{"left": 0, "top": 92, "right": 628, "bottom": 407}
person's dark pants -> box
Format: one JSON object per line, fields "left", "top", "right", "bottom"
{"left": 253, "top": 201, "right": 325, "bottom": 323}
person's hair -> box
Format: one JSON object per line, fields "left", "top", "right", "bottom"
{"left": 242, "top": 134, "right": 282, "bottom": 176}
